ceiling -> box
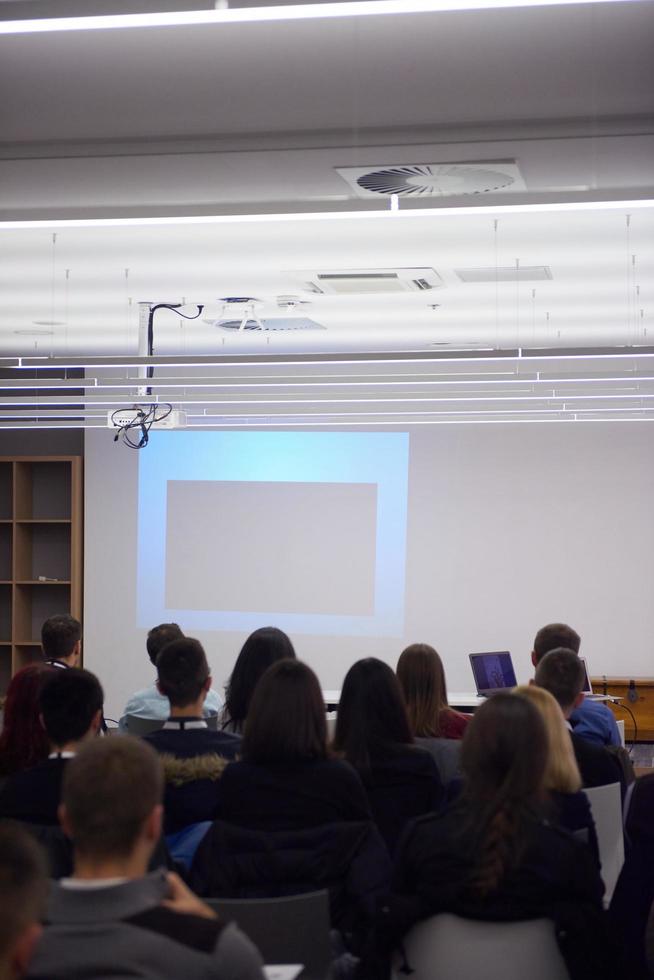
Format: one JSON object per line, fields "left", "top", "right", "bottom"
{"left": 1, "top": 0, "right": 653, "bottom": 426}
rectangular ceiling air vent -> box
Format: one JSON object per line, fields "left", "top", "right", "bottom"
{"left": 455, "top": 266, "right": 553, "bottom": 283}
{"left": 299, "top": 268, "right": 443, "bottom": 295}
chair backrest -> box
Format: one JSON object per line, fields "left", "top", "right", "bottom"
{"left": 391, "top": 913, "right": 570, "bottom": 980}
{"left": 583, "top": 781, "right": 625, "bottom": 904}
{"left": 122, "top": 715, "right": 164, "bottom": 736}
{"left": 123, "top": 714, "right": 220, "bottom": 735}
{"left": 207, "top": 890, "right": 332, "bottom": 980}
{"left": 165, "top": 821, "right": 212, "bottom": 870}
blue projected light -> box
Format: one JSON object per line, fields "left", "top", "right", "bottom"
{"left": 137, "top": 430, "right": 409, "bottom": 636}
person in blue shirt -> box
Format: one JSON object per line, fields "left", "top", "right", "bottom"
{"left": 531, "top": 622, "right": 620, "bottom": 747}
{"left": 119, "top": 623, "right": 222, "bottom": 732}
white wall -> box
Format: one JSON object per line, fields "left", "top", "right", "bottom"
{"left": 84, "top": 423, "right": 654, "bottom": 718}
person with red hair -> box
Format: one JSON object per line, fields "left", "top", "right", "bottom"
{"left": 0, "top": 664, "right": 54, "bottom": 781}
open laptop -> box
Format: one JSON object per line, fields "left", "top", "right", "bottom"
{"left": 469, "top": 651, "right": 518, "bottom": 697}
{"left": 579, "top": 656, "right": 593, "bottom": 695}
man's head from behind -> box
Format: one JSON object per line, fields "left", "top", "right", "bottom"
{"left": 534, "top": 648, "right": 585, "bottom": 717}
{"left": 39, "top": 668, "right": 104, "bottom": 751}
{"left": 0, "top": 823, "right": 47, "bottom": 980}
{"left": 146, "top": 623, "right": 184, "bottom": 667}
{"left": 41, "top": 614, "right": 81, "bottom": 666}
{"left": 156, "top": 638, "right": 210, "bottom": 710}
{"left": 60, "top": 737, "right": 164, "bottom": 867}
{"left": 532, "top": 622, "right": 581, "bottom": 667}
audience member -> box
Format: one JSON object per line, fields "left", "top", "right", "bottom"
{"left": 0, "top": 668, "right": 103, "bottom": 825}
{"left": 514, "top": 684, "right": 598, "bottom": 861}
{"left": 0, "top": 665, "right": 54, "bottom": 781}
{"left": 396, "top": 643, "right": 466, "bottom": 783}
{"left": 534, "top": 649, "right": 625, "bottom": 794}
{"left": 119, "top": 623, "right": 223, "bottom": 730}
{"left": 532, "top": 623, "right": 620, "bottom": 746}
{"left": 26, "top": 737, "right": 264, "bottom": 980}
{"left": 40, "top": 614, "right": 81, "bottom": 669}
{"left": 398, "top": 643, "right": 469, "bottom": 739}
{"left": 143, "top": 637, "right": 240, "bottom": 833}
{"left": 369, "top": 692, "right": 610, "bottom": 980}
{"left": 221, "top": 626, "right": 296, "bottom": 734}
{"left": 0, "top": 823, "right": 47, "bottom": 980}
{"left": 215, "top": 659, "right": 370, "bottom": 829}
{"left": 333, "top": 658, "right": 443, "bottom": 853}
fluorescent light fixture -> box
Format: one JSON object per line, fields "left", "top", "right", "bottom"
{"left": 0, "top": 0, "right": 640, "bottom": 35}
{"left": 1, "top": 199, "right": 653, "bottom": 230}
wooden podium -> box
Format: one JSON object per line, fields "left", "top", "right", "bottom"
{"left": 591, "top": 677, "right": 654, "bottom": 742}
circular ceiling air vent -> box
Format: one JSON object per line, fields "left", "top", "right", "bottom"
{"left": 356, "top": 164, "right": 516, "bottom": 197}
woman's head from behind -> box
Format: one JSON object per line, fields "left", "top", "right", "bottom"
{"left": 0, "top": 664, "right": 54, "bottom": 775}
{"left": 333, "top": 658, "right": 412, "bottom": 771}
{"left": 513, "top": 684, "right": 581, "bottom": 793}
{"left": 242, "top": 659, "right": 327, "bottom": 765}
{"left": 397, "top": 643, "right": 448, "bottom": 737}
{"left": 225, "top": 626, "right": 296, "bottom": 731}
{"left": 461, "top": 691, "right": 548, "bottom": 809}
{"left": 461, "top": 692, "right": 548, "bottom": 896}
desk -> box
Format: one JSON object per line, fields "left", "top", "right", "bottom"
{"left": 591, "top": 677, "right": 654, "bottom": 742}
{"left": 323, "top": 690, "right": 484, "bottom": 712}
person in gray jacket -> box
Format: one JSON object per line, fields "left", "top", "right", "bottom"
{"left": 27, "top": 736, "right": 264, "bottom": 980}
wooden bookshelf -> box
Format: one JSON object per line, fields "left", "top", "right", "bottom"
{"left": 0, "top": 457, "right": 82, "bottom": 691}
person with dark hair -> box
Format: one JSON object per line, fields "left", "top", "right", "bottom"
{"left": 0, "top": 668, "right": 104, "bottom": 825}
{"left": 41, "top": 614, "right": 81, "bottom": 669}
{"left": 221, "top": 626, "right": 296, "bottom": 734}
{"left": 372, "top": 693, "right": 610, "bottom": 980}
{"left": 119, "top": 623, "right": 222, "bottom": 730}
{"left": 531, "top": 622, "right": 620, "bottom": 747}
{"left": 143, "top": 638, "right": 240, "bottom": 833}
{"left": 333, "top": 658, "right": 443, "bottom": 853}
{"left": 0, "top": 665, "right": 54, "bottom": 780}
{"left": 0, "top": 823, "right": 47, "bottom": 980}
{"left": 396, "top": 643, "right": 468, "bottom": 783}
{"left": 26, "top": 738, "right": 264, "bottom": 980}
{"left": 215, "top": 659, "right": 370, "bottom": 829}
{"left": 534, "top": 649, "right": 625, "bottom": 792}
{"left": 397, "top": 644, "right": 469, "bottom": 740}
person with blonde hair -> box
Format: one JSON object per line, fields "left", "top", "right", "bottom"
{"left": 514, "top": 684, "right": 598, "bottom": 861}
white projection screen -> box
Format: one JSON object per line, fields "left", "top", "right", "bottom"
{"left": 84, "top": 423, "right": 654, "bottom": 718}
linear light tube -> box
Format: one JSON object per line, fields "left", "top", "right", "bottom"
{"left": 0, "top": 0, "right": 641, "bottom": 36}
{"left": 1, "top": 199, "right": 653, "bottom": 230}
{"left": 2, "top": 374, "right": 654, "bottom": 393}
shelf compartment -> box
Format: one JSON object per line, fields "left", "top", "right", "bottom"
{"left": 14, "top": 522, "right": 71, "bottom": 582}
{"left": 0, "top": 584, "right": 11, "bottom": 643}
{"left": 12, "top": 644, "right": 47, "bottom": 672}
{"left": 14, "top": 461, "right": 72, "bottom": 521}
{"left": 0, "top": 651, "right": 11, "bottom": 695}
{"left": 0, "top": 523, "right": 11, "bottom": 581}
{"left": 13, "top": 583, "right": 70, "bottom": 644}
{"left": 0, "top": 464, "right": 12, "bottom": 521}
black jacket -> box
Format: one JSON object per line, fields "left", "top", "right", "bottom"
{"left": 571, "top": 733, "right": 625, "bottom": 795}
{"left": 0, "top": 757, "right": 68, "bottom": 825}
{"left": 144, "top": 722, "right": 241, "bottom": 834}
{"left": 362, "top": 804, "right": 614, "bottom": 980}
{"left": 190, "top": 818, "right": 391, "bottom": 944}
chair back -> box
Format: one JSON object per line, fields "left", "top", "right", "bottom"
{"left": 583, "top": 781, "right": 625, "bottom": 904}
{"left": 123, "top": 714, "right": 220, "bottom": 735}
{"left": 207, "top": 890, "right": 332, "bottom": 980}
{"left": 391, "top": 913, "right": 569, "bottom": 980}
{"left": 122, "top": 715, "right": 164, "bottom": 736}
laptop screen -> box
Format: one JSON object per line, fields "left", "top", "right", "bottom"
{"left": 469, "top": 651, "right": 517, "bottom": 695}
{"left": 579, "top": 657, "right": 593, "bottom": 694}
